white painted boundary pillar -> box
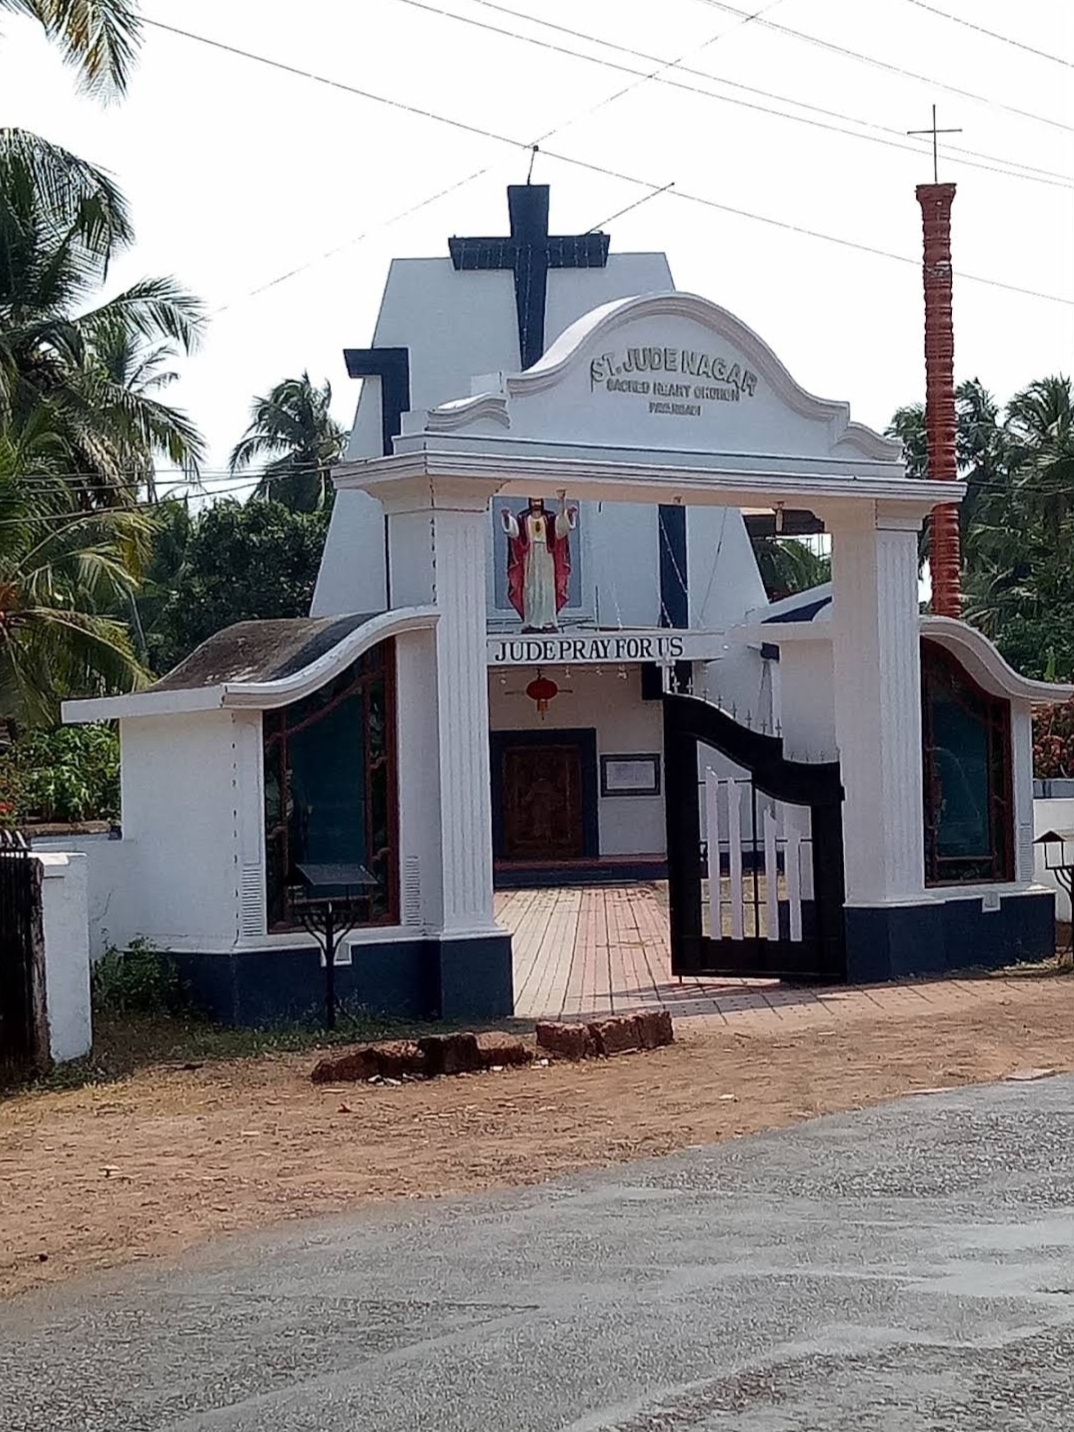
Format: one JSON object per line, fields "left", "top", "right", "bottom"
{"left": 829, "top": 501, "right": 925, "bottom": 906}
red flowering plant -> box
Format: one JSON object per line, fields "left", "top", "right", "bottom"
{"left": 1033, "top": 696, "right": 1074, "bottom": 779}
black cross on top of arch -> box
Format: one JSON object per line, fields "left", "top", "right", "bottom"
{"left": 449, "top": 184, "right": 610, "bottom": 370}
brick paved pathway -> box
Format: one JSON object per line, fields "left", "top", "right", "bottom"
{"left": 496, "top": 883, "right": 1034, "bottom": 1025}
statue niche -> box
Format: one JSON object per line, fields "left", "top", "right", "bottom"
{"left": 500, "top": 497, "right": 577, "bottom": 631}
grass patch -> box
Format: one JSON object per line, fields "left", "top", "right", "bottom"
{"left": 6, "top": 1002, "right": 443, "bottom": 1098}
{"left": 29, "top": 1007, "right": 437, "bottom": 1094}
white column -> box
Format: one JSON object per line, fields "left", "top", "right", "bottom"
{"left": 384, "top": 479, "right": 498, "bottom": 938}
{"left": 432, "top": 502, "right": 498, "bottom": 935}
{"left": 830, "top": 502, "right": 925, "bottom": 906}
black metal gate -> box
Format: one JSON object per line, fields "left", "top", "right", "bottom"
{"left": 0, "top": 831, "right": 41, "bottom": 1081}
{"left": 664, "top": 694, "right": 846, "bottom": 982}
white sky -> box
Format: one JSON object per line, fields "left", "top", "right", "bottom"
{"left": 1, "top": 0, "right": 1071, "bottom": 495}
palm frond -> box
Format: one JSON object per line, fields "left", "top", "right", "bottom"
{"left": 1, "top": 0, "right": 143, "bottom": 99}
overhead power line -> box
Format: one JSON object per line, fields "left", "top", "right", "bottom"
{"left": 689, "top": 0, "right": 1074, "bottom": 135}
{"left": 902, "top": 0, "right": 1074, "bottom": 69}
{"left": 417, "top": 0, "right": 1072, "bottom": 188}
{"left": 141, "top": 18, "right": 1074, "bottom": 309}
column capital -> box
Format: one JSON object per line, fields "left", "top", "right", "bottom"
{"left": 376, "top": 474, "right": 499, "bottom": 517}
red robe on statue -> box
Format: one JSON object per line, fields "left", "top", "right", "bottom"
{"left": 505, "top": 503, "right": 573, "bottom": 626}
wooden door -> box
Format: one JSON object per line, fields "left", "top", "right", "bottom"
{"left": 501, "top": 743, "right": 584, "bottom": 860}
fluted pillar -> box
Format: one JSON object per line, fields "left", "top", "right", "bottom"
{"left": 430, "top": 503, "right": 498, "bottom": 935}
{"left": 380, "top": 475, "right": 508, "bottom": 1016}
{"left": 830, "top": 502, "right": 925, "bottom": 906}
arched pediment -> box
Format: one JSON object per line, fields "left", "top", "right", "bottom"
{"left": 424, "top": 291, "right": 903, "bottom": 472}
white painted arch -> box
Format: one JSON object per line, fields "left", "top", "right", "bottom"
{"left": 411, "top": 290, "right": 904, "bottom": 474}
{"left": 63, "top": 606, "right": 439, "bottom": 722}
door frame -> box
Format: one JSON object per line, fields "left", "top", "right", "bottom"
{"left": 490, "top": 727, "right": 599, "bottom": 861}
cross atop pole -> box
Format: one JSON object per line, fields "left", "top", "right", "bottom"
{"left": 907, "top": 103, "right": 962, "bottom": 184}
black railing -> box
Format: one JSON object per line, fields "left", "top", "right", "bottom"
{"left": 0, "top": 830, "right": 39, "bottom": 1081}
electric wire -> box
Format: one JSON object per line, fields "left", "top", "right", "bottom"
{"left": 140, "top": 18, "right": 1074, "bottom": 309}
{"left": 393, "top": 0, "right": 1073, "bottom": 189}
{"left": 689, "top": 0, "right": 1074, "bottom": 135}
{"left": 207, "top": 0, "right": 788, "bottom": 313}
{"left": 901, "top": 0, "right": 1074, "bottom": 70}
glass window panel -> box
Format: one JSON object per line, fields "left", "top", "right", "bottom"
{"left": 262, "top": 645, "right": 398, "bottom": 931}
{"left": 921, "top": 641, "right": 1013, "bottom": 885}
{"left": 286, "top": 691, "right": 366, "bottom": 873}
{"left": 931, "top": 694, "right": 991, "bottom": 860}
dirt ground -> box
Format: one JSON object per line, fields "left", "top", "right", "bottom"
{"left": 2, "top": 976, "right": 1072, "bottom": 1300}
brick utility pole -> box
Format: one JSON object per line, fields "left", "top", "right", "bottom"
{"left": 910, "top": 107, "right": 962, "bottom": 618}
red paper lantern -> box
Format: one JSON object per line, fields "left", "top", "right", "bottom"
{"left": 525, "top": 673, "right": 558, "bottom": 717}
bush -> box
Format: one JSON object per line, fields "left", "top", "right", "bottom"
{"left": 91, "top": 938, "right": 191, "bottom": 1017}
{"left": 1033, "top": 697, "right": 1074, "bottom": 779}
{"left": 0, "top": 723, "right": 120, "bottom": 825}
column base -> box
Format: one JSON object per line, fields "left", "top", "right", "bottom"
{"left": 845, "top": 889, "right": 1055, "bottom": 983}
{"left": 170, "top": 929, "right": 515, "bottom": 1027}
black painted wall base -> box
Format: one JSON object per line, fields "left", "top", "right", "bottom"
{"left": 845, "top": 889, "right": 1055, "bottom": 984}
{"left": 171, "top": 931, "right": 515, "bottom": 1028}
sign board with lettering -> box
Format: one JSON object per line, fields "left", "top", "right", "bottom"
{"left": 487, "top": 630, "right": 722, "bottom": 666}
{"left": 589, "top": 345, "right": 758, "bottom": 422}
{"left": 418, "top": 292, "right": 904, "bottom": 480}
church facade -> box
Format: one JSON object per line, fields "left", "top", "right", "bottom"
{"left": 61, "top": 186, "right": 1069, "bottom": 1025}
{"left": 313, "top": 185, "right": 774, "bottom": 890}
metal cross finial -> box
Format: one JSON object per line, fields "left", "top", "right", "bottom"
{"left": 907, "top": 103, "right": 962, "bottom": 184}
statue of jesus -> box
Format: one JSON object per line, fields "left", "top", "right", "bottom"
{"left": 501, "top": 497, "right": 578, "bottom": 631}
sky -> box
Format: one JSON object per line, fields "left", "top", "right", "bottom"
{"left": 1, "top": 0, "right": 1071, "bottom": 499}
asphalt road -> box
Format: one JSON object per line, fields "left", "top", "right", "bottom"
{"left": 3, "top": 1077, "right": 1074, "bottom": 1431}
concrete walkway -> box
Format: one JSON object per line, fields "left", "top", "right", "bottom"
{"left": 3, "top": 1077, "right": 1072, "bottom": 1430}
{"left": 497, "top": 882, "right": 1032, "bottom": 1026}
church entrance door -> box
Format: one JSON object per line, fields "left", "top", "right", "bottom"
{"left": 492, "top": 729, "right": 598, "bottom": 865}
{"left": 663, "top": 694, "right": 846, "bottom": 982}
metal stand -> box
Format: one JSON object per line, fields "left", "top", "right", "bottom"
{"left": 295, "top": 898, "right": 363, "bottom": 1031}
{"left": 288, "top": 862, "right": 379, "bottom": 1031}
{"left": 1034, "top": 829, "right": 1074, "bottom": 960}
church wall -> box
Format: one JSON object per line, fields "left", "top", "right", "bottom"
{"left": 30, "top": 830, "right": 136, "bottom": 961}
{"left": 543, "top": 254, "right": 674, "bottom": 352}
{"left": 775, "top": 643, "right": 838, "bottom": 763}
{"left": 687, "top": 507, "right": 768, "bottom": 630}
{"left": 395, "top": 627, "right": 443, "bottom": 932}
{"left": 1012, "top": 701, "right": 1037, "bottom": 885}
{"left": 488, "top": 665, "right": 665, "bottom": 856}
{"left": 387, "top": 510, "right": 437, "bottom": 607}
{"left": 314, "top": 251, "right": 680, "bottom": 624}
{"left": 592, "top": 504, "right": 661, "bottom": 628}
{"left": 118, "top": 711, "right": 242, "bottom": 949}
{"left": 693, "top": 647, "right": 776, "bottom": 738}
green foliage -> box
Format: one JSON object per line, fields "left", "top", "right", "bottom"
{"left": 0, "top": 128, "right": 205, "bottom": 504}
{"left": 753, "top": 536, "right": 830, "bottom": 600}
{"left": 148, "top": 499, "right": 329, "bottom": 674}
{"left": 0, "top": 0, "right": 143, "bottom": 99}
{"left": 0, "top": 118, "right": 205, "bottom": 723}
{"left": 229, "top": 372, "right": 347, "bottom": 514}
{"left": 887, "top": 374, "right": 1074, "bottom": 683}
{"left": 91, "top": 937, "right": 190, "bottom": 1017}
{"left": 0, "top": 417, "right": 153, "bottom": 721}
{"left": 0, "top": 721, "right": 119, "bottom": 823}
{"left": 1033, "top": 697, "right": 1074, "bottom": 780}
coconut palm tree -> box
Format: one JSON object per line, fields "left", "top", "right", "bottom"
{"left": 0, "top": 0, "right": 141, "bottom": 98}
{"left": 229, "top": 373, "right": 347, "bottom": 513}
{"left": 0, "top": 127, "right": 204, "bottom": 502}
{"left": 1004, "top": 376, "right": 1074, "bottom": 558}
{"left": 0, "top": 404, "right": 153, "bottom": 723}
{"left": 753, "top": 536, "right": 830, "bottom": 601}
